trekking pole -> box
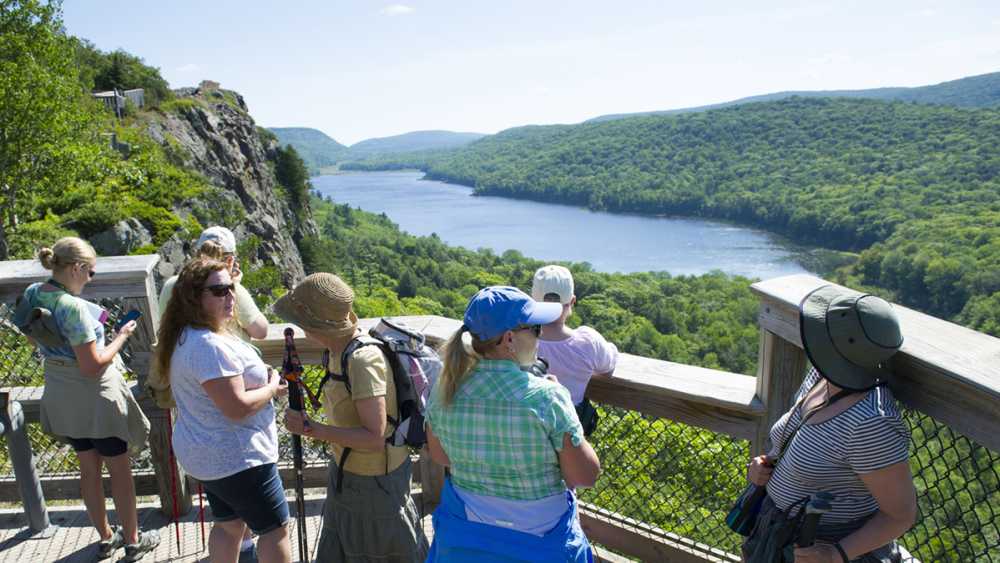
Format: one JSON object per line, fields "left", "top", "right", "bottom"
{"left": 166, "top": 409, "right": 181, "bottom": 554}
{"left": 283, "top": 327, "right": 310, "bottom": 562}
{"left": 797, "top": 492, "right": 833, "bottom": 548}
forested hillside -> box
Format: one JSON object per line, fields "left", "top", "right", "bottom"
{"left": 300, "top": 196, "right": 761, "bottom": 376}
{"left": 269, "top": 127, "right": 348, "bottom": 172}
{"left": 588, "top": 70, "right": 1000, "bottom": 122}
{"left": 344, "top": 98, "right": 1000, "bottom": 334}
{"left": 346, "top": 130, "right": 485, "bottom": 160}
{"left": 270, "top": 127, "right": 484, "bottom": 171}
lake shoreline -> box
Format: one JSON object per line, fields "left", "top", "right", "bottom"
{"left": 313, "top": 171, "right": 848, "bottom": 279}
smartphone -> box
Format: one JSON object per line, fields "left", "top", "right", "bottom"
{"left": 115, "top": 309, "right": 142, "bottom": 331}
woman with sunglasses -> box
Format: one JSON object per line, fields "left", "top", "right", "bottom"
{"left": 16, "top": 237, "right": 159, "bottom": 561}
{"left": 154, "top": 258, "right": 291, "bottom": 563}
{"left": 424, "top": 286, "right": 601, "bottom": 562}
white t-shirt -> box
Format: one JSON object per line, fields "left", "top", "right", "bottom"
{"left": 536, "top": 326, "right": 618, "bottom": 405}
{"left": 169, "top": 327, "right": 278, "bottom": 481}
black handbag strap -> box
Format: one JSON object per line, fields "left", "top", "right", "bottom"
{"left": 772, "top": 384, "right": 854, "bottom": 466}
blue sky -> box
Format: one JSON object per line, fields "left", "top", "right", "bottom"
{"left": 64, "top": 1, "right": 1000, "bottom": 145}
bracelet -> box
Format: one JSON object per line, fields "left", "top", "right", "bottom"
{"left": 833, "top": 543, "right": 850, "bottom": 563}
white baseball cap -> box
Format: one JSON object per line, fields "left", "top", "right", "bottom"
{"left": 196, "top": 226, "right": 237, "bottom": 254}
{"left": 531, "top": 265, "right": 574, "bottom": 304}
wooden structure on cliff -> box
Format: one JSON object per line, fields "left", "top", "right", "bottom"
{"left": 0, "top": 255, "right": 998, "bottom": 561}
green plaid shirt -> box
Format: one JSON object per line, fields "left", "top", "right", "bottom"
{"left": 426, "top": 359, "right": 584, "bottom": 500}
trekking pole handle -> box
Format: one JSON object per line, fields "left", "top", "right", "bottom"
{"left": 283, "top": 328, "right": 310, "bottom": 429}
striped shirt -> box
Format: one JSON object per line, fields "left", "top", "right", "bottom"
{"left": 426, "top": 359, "right": 584, "bottom": 501}
{"left": 766, "top": 368, "right": 910, "bottom": 524}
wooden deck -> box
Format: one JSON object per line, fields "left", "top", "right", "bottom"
{"left": 0, "top": 493, "right": 435, "bottom": 562}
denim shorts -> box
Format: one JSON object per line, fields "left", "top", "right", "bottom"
{"left": 66, "top": 436, "right": 128, "bottom": 457}
{"left": 201, "top": 463, "right": 289, "bottom": 535}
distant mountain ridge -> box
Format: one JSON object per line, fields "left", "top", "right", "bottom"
{"left": 269, "top": 127, "right": 484, "bottom": 171}
{"left": 347, "top": 130, "right": 486, "bottom": 160}
{"left": 269, "top": 127, "right": 348, "bottom": 170}
{"left": 587, "top": 70, "right": 1000, "bottom": 122}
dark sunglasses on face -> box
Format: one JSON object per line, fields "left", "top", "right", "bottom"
{"left": 514, "top": 324, "right": 542, "bottom": 337}
{"left": 203, "top": 283, "right": 235, "bottom": 297}
{"left": 79, "top": 263, "right": 96, "bottom": 278}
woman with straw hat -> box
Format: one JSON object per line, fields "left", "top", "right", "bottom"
{"left": 742, "top": 285, "right": 917, "bottom": 563}
{"left": 274, "top": 273, "right": 427, "bottom": 562}
{"left": 423, "top": 286, "right": 601, "bottom": 562}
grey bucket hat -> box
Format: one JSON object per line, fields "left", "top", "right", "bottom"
{"left": 799, "top": 285, "right": 904, "bottom": 391}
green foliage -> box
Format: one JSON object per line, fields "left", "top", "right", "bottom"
{"left": 303, "top": 195, "right": 761, "bottom": 375}
{"left": 274, "top": 145, "right": 312, "bottom": 229}
{"left": 269, "top": 127, "right": 347, "bottom": 173}
{"left": 72, "top": 38, "right": 172, "bottom": 106}
{"left": 158, "top": 97, "right": 199, "bottom": 114}
{"left": 355, "top": 98, "right": 1000, "bottom": 334}
{"left": 0, "top": 0, "right": 104, "bottom": 259}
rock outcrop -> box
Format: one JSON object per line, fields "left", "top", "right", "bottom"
{"left": 144, "top": 85, "right": 316, "bottom": 285}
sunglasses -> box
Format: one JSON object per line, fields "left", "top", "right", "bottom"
{"left": 79, "top": 263, "right": 96, "bottom": 278}
{"left": 203, "top": 283, "right": 235, "bottom": 298}
{"left": 514, "top": 324, "right": 542, "bottom": 337}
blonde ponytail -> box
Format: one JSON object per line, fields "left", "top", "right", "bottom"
{"left": 438, "top": 326, "right": 502, "bottom": 406}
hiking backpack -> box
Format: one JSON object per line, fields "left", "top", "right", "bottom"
{"left": 319, "top": 318, "right": 442, "bottom": 490}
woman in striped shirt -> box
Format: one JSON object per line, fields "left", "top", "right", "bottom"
{"left": 743, "top": 285, "right": 917, "bottom": 563}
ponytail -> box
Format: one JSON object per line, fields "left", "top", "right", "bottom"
{"left": 438, "top": 325, "right": 503, "bottom": 406}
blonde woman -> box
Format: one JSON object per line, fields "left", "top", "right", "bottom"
{"left": 15, "top": 237, "right": 158, "bottom": 561}
{"left": 424, "top": 286, "right": 601, "bottom": 562}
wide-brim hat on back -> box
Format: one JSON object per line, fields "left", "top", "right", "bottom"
{"left": 799, "top": 284, "right": 904, "bottom": 391}
{"left": 272, "top": 273, "right": 358, "bottom": 339}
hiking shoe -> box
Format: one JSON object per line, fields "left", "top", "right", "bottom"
{"left": 238, "top": 543, "right": 258, "bottom": 563}
{"left": 96, "top": 526, "right": 125, "bottom": 560}
{"left": 117, "top": 530, "right": 161, "bottom": 562}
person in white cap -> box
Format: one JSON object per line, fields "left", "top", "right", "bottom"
{"left": 531, "top": 265, "right": 618, "bottom": 436}
{"left": 158, "top": 226, "right": 267, "bottom": 342}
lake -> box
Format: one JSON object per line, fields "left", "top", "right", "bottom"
{"left": 312, "top": 171, "right": 816, "bottom": 279}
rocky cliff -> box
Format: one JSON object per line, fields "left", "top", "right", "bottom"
{"left": 143, "top": 84, "right": 316, "bottom": 284}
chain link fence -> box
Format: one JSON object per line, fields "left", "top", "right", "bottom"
{"left": 579, "top": 404, "right": 749, "bottom": 557}
{"left": 0, "top": 299, "right": 153, "bottom": 476}
{"left": 903, "top": 408, "right": 1000, "bottom": 562}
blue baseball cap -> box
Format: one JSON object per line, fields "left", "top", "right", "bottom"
{"left": 463, "top": 286, "right": 563, "bottom": 341}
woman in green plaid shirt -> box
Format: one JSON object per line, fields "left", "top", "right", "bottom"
{"left": 425, "top": 286, "right": 601, "bottom": 562}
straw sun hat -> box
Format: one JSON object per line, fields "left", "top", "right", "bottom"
{"left": 272, "top": 273, "right": 359, "bottom": 338}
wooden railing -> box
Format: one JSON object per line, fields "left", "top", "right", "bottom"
{"left": 2, "top": 257, "right": 999, "bottom": 561}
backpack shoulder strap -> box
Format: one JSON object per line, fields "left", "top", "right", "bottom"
{"left": 330, "top": 336, "right": 383, "bottom": 395}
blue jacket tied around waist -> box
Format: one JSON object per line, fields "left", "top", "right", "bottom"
{"left": 426, "top": 479, "right": 593, "bottom": 562}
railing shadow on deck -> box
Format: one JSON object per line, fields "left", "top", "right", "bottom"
{"left": 1, "top": 257, "right": 999, "bottom": 562}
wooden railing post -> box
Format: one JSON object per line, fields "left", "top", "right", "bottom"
{"left": 126, "top": 272, "right": 192, "bottom": 516}
{"left": 751, "top": 328, "right": 806, "bottom": 457}
{"left": 0, "top": 392, "right": 56, "bottom": 537}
